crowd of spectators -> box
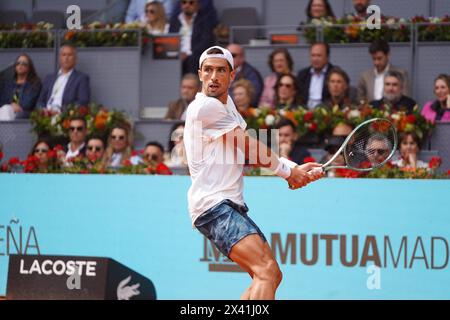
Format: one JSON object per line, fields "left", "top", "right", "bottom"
{"left": 0, "top": 0, "right": 449, "bottom": 175}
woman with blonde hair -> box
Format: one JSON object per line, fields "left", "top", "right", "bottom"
{"left": 142, "top": 1, "right": 169, "bottom": 35}
{"left": 231, "top": 79, "right": 255, "bottom": 114}
{"left": 102, "top": 123, "right": 134, "bottom": 169}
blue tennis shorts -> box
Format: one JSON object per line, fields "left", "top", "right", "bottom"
{"left": 194, "top": 199, "right": 267, "bottom": 259}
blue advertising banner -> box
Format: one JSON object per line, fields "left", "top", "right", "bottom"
{"left": 0, "top": 174, "right": 449, "bottom": 299}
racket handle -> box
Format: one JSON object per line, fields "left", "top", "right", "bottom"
{"left": 309, "top": 166, "right": 324, "bottom": 174}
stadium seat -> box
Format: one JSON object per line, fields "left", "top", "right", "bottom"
{"left": 220, "top": 7, "right": 260, "bottom": 45}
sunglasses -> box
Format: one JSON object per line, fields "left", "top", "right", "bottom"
{"left": 87, "top": 146, "right": 102, "bottom": 152}
{"left": 111, "top": 135, "right": 126, "bottom": 141}
{"left": 279, "top": 82, "right": 293, "bottom": 88}
{"left": 181, "top": 0, "right": 196, "bottom": 5}
{"left": 146, "top": 9, "right": 156, "bottom": 14}
{"left": 69, "top": 126, "right": 85, "bottom": 132}
{"left": 34, "top": 148, "right": 49, "bottom": 154}
{"left": 16, "top": 60, "right": 29, "bottom": 66}
{"left": 144, "top": 153, "right": 159, "bottom": 161}
{"left": 368, "top": 148, "right": 388, "bottom": 156}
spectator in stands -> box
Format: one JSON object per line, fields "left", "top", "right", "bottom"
{"left": 143, "top": 141, "right": 165, "bottom": 165}
{"left": 143, "top": 141, "right": 173, "bottom": 174}
{"left": 142, "top": 1, "right": 169, "bottom": 35}
{"left": 275, "top": 118, "right": 311, "bottom": 165}
{"left": 370, "top": 70, "right": 417, "bottom": 114}
{"left": 350, "top": 0, "right": 371, "bottom": 19}
{"left": 323, "top": 67, "right": 358, "bottom": 109}
{"left": 259, "top": 48, "right": 294, "bottom": 108}
{"left": 357, "top": 40, "right": 410, "bottom": 103}
{"left": 365, "top": 134, "right": 392, "bottom": 166}
{"left": 320, "top": 123, "right": 353, "bottom": 177}
{"left": 37, "top": 44, "right": 90, "bottom": 112}
{"left": 166, "top": 122, "right": 187, "bottom": 166}
{"left": 274, "top": 74, "right": 301, "bottom": 110}
{"left": 165, "top": 73, "right": 200, "bottom": 120}
{"left": 63, "top": 117, "right": 88, "bottom": 165}
{"left": 171, "top": 0, "right": 217, "bottom": 24}
{"left": 227, "top": 43, "right": 263, "bottom": 106}
{"left": 85, "top": 136, "right": 105, "bottom": 167}
{"left": 305, "top": 0, "right": 335, "bottom": 21}
{"left": 169, "top": 0, "right": 217, "bottom": 74}
{"left": 102, "top": 124, "right": 133, "bottom": 168}
{"left": 29, "top": 139, "right": 53, "bottom": 173}
{"left": 421, "top": 74, "right": 450, "bottom": 123}
{"left": 231, "top": 79, "right": 255, "bottom": 114}
{"left": 0, "top": 54, "right": 42, "bottom": 120}
{"left": 297, "top": 42, "right": 336, "bottom": 109}
{"left": 392, "top": 132, "right": 428, "bottom": 170}
{"left": 126, "top": 0, "right": 174, "bottom": 23}
{"left": 332, "top": 122, "right": 353, "bottom": 137}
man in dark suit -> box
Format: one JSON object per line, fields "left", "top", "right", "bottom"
{"left": 370, "top": 70, "right": 417, "bottom": 114}
{"left": 169, "top": 0, "right": 217, "bottom": 75}
{"left": 296, "top": 42, "right": 336, "bottom": 109}
{"left": 37, "top": 43, "right": 90, "bottom": 110}
{"left": 227, "top": 43, "right": 263, "bottom": 107}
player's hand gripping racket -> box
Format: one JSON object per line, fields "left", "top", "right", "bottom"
{"left": 311, "top": 118, "right": 398, "bottom": 174}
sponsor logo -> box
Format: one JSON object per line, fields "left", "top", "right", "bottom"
{"left": 117, "top": 276, "right": 140, "bottom": 300}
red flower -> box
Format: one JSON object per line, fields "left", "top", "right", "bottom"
{"left": 8, "top": 157, "right": 21, "bottom": 166}
{"left": 131, "top": 150, "right": 138, "bottom": 157}
{"left": 78, "top": 106, "right": 89, "bottom": 116}
{"left": 303, "top": 156, "right": 316, "bottom": 163}
{"left": 54, "top": 145, "right": 64, "bottom": 152}
{"left": 303, "top": 111, "right": 314, "bottom": 122}
{"left": 0, "top": 152, "right": 3, "bottom": 162}
{"left": 26, "top": 155, "right": 40, "bottom": 163}
{"left": 385, "top": 161, "right": 395, "bottom": 169}
{"left": 428, "top": 156, "right": 442, "bottom": 169}
{"left": 47, "top": 150, "right": 57, "bottom": 159}
{"left": 335, "top": 168, "right": 360, "bottom": 178}
{"left": 447, "top": 170, "right": 450, "bottom": 176}
{"left": 358, "top": 161, "right": 372, "bottom": 169}
{"left": 22, "top": 155, "right": 39, "bottom": 173}
{"left": 406, "top": 115, "right": 416, "bottom": 124}
{"left": 309, "top": 122, "right": 318, "bottom": 131}
{"left": 1, "top": 164, "right": 8, "bottom": 172}
{"left": 123, "top": 159, "right": 132, "bottom": 167}
{"left": 156, "top": 163, "right": 173, "bottom": 175}
{"left": 24, "top": 163, "right": 37, "bottom": 173}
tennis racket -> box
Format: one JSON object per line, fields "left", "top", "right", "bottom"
{"left": 311, "top": 118, "right": 398, "bottom": 174}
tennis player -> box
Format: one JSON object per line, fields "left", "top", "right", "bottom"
{"left": 184, "top": 46, "right": 323, "bottom": 300}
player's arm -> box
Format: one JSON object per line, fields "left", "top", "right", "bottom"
{"left": 229, "top": 127, "right": 323, "bottom": 189}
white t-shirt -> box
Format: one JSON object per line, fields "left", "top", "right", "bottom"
{"left": 184, "top": 92, "right": 247, "bottom": 224}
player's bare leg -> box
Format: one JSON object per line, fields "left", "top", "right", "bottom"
{"left": 230, "top": 234, "right": 282, "bottom": 300}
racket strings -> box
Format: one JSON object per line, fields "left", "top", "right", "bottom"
{"left": 344, "top": 120, "right": 396, "bottom": 170}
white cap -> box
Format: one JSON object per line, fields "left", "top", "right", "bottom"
{"left": 199, "top": 46, "right": 234, "bottom": 70}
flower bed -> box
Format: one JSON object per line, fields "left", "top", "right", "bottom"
{"left": 242, "top": 104, "right": 434, "bottom": 141}
{"left": 301, "top": 15, "right": 450, "bottom": 44}
{"left": 30, "top": 103, "right": 130, "bottom": 141}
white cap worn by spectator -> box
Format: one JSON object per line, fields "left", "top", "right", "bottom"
{"left": 199, "top": 46, "right": 234, "bottom": 70}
